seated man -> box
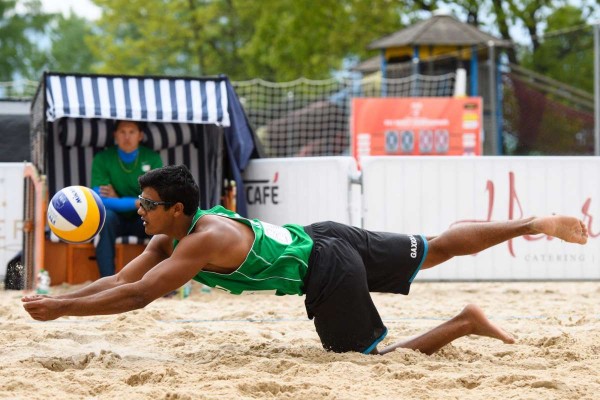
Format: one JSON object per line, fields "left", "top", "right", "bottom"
{"left": 24, "top": 165, "right": 588, "bottom": 355}
{"left": 90, "top": 120, "right": 162, "bottom": 277}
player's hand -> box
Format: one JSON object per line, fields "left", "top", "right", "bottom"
{"left": 99, "top": 184, "right": 118, "bottom": 198}
{"left": 21, "top": 295, "right": 64, "bottom": 321}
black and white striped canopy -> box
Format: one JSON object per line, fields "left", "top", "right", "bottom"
{"left": 35, "top": 72, "right": 258, "bottom": 218}
{"left": 45, "top": 74, "right": 231, "bottom": 126}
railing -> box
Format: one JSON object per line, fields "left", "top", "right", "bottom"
{"left": 508, "top": 63, "right": 594, "bottom": 111}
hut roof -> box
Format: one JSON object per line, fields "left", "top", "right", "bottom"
{"left": 368, "top": 14, "right": 512, "bottom": 50}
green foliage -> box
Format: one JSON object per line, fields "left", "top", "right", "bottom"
{"left": 0, "top": 0, "right": 97, "bottom": 96}
{"left": 1, "top": 0, "right": 599, "bottom": 88}
{"left": 49, "top": 13, "right": 96, "bottom": 74}
{"left": 88, "top": 0, "right": 407, "bottom": 80}
{"left": 521, "top": 6, "right": 593, "bottom": 93}
{"left": 88, "top": 0, "right": 192, "bottom": 75}
{"left": 0, "top": 0, "right": 51, "bottom": 81}
{"left": 240, "top": 0, "right": 405, "bottom": 81}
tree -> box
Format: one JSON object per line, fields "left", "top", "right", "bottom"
{"left": 0, "top": 1, "right": 97, "bottom": 96}
{"left": 48, "top": 13, "right": 96, "bottom": 74}
{"left": 87, "top": 0, "right": 193, "bottom": 76}
{"left": 88, "top": 0, "right": 408, "bottom": 80}
{"left": 505, "top": 5, "right": 595, "bottom": 155}
{"left": 240, "top": 0, "right": 406, "bottom": 81}
{"left": 408, "top": 0, "right": 598, "bottom": 69}
{"left": 0, "top": 0, "right": 52, "bottom": 82}
{"left": 406, "top": 0, "right": 597, "bottom": 156}
{"left": 521, "top": 5, "right": 594, "bottom": 93}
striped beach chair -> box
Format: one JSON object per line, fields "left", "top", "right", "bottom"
{"left": 24, "top": 72, "right": 257, "bottom": 287}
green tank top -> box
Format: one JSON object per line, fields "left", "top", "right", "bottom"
{"left": 173, "top": 206, "right": 314, "bottom": 296}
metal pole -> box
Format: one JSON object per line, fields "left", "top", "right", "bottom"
{"left": 488, "top": 41, "right": 498, "bottom": 155}
{"left": 412, "top": 46, "right": 420, "bottom": 97}
{"left": 470, "top": 45, "right": 478, "bottom": 96}
{"left": 380, "top": 50, "right": 387, "bottom": 97}
{"left": 594, "top": 23, "right": 600, "bottom": 155}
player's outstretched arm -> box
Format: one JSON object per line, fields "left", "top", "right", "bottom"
{"left": 21, "top": 231, "right": 214, "bottom": 321}
{"left": 21, "top": 235, "right": 173, "bottom": 320}
{"left": 22, "top": 235, "right": 170, "bottom": 303}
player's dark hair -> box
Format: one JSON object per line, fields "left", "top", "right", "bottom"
{"left": 139, "top": 164, "right": 199, "bottom": 215}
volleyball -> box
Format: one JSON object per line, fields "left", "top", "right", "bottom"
{"left": 47, "top": 186, "right": 106, "bottom": 244}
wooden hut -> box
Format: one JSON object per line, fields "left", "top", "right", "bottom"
{"left": 359, "top": 14, "right": 512, "bottom": 154}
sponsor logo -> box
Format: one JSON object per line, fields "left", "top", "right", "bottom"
{"left": 69, "top": 188, "right": 82, "bottom": 203}
{"left": 385, "top": 130, "right": 399, "bottom": 153}
{"left": 47, "top": 210, "right": 57, "bottom": 225}
{"left": 451, "top": 171, "right": 599, "bottom": 258}
{"left": 524, "top": 253, "right": 596, "bottom": 263}
{"left": 401, "top": 130, "right": 414, "bottom": 153}
{"left": 244, "top": 172, "right": 279, "bottom": 205}
{"left": 261, "top": 221, "right": 293, "bottom": 244}
{"left": 408, "top": 234, "right": 418, "bottom": 259}
{"left": 419, "top": 130, "right": 433, "bottom": 153}
{"left": 434, "top": 129, "right": 449, "bottom": 153}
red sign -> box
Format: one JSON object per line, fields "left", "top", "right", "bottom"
{"left": 351, "top": 97, "right": 483, "bottom": 163}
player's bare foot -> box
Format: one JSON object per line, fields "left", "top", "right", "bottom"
{"left": 529, "top": 215, "right": 588, "bottom": 244}
{"left": 459, "top": 304, "right": 515, "bottom": 344}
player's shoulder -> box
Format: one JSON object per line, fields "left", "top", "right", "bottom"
{"left": 194, "top": 214, "right": 226, "bottom": 231}
{"left": 192, "top": 214, "right": 239, "bottom": 239}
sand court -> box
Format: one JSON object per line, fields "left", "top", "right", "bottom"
{"left": 1, "top": 280, "right": 599, "bottom": 399}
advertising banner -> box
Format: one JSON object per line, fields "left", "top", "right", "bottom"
{"left": 352, "top": 97, "right": 482, "bottom": 165}
{"left": 236, "top": 156, "right": 599, "bottom": 280}
{"left": 361, "top": 156, "right": 600, "bottom": 280}
{"left": 243, "top": 157, "right": 360, "bottom": 227}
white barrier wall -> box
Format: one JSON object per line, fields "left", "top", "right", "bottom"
{"left": 243, "top": 157, "right": 360, "bottom": 226}
{"left": 5, "top": 156, "right": 598, "bottom": 281}
{"left": 361, "top": 156, "right": 600, "bottom": 280}
{"left": 0, "top": 163, "right": 24, "bottom": 279}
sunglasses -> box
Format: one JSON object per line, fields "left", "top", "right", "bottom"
{"left": 138, "top": 195, "right": 174, "bottom": 212}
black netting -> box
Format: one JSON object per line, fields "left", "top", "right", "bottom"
{"left": 503, "top": 73, "right": 594, "bottom": 155}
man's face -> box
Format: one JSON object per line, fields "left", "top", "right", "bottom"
{"left": 138, "top": 187, "right": 173, "bottom": 236}
{"left": 114, "top": 121, "right": 143, "bottom": 153}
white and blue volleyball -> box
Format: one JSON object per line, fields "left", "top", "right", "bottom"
{"left": 47, "top": 186, "right": 106, "bottom": 243}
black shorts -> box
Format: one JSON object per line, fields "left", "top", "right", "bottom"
{"left": 303, "top": 221, "right": 428, "bottom": 354}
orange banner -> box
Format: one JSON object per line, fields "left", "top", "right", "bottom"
{"left": 352, "top": 97, "right": 482, "bottom": 163}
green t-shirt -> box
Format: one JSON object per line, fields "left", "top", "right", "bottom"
{"left": 174, "top": 206, "right": 314, "bottom": 296}
{"left": 91, "top": 145, "right": 163, "bottom": 216}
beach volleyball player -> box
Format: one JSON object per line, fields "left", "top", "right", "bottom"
{"left": 23, "top": 165, "right": 589, "bottom": 355}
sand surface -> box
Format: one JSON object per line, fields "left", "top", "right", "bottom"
{"left": 1, "top": 281, "right": 599, "bottom": 399}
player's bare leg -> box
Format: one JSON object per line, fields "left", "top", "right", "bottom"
{"left": 422, "top": 215, "right": 587, "bottom": 269}
{"left": 376, "top": 304, "right": 514, "bottom": 355}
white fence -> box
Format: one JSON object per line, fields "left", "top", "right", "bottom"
{"left": 0, "top": 163, "right": 25, "bottom": 279}
{"left": 360, "top": 156, "right": 600, "bottom": 280}
{"left": 243, "top": 157, "right": 360, "bottom": 226}
{"left": 3, "top": 157, "right": 599, "bottom": 281}
{"left": 245, "top": 156, "right": 600, "bottom": 280}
